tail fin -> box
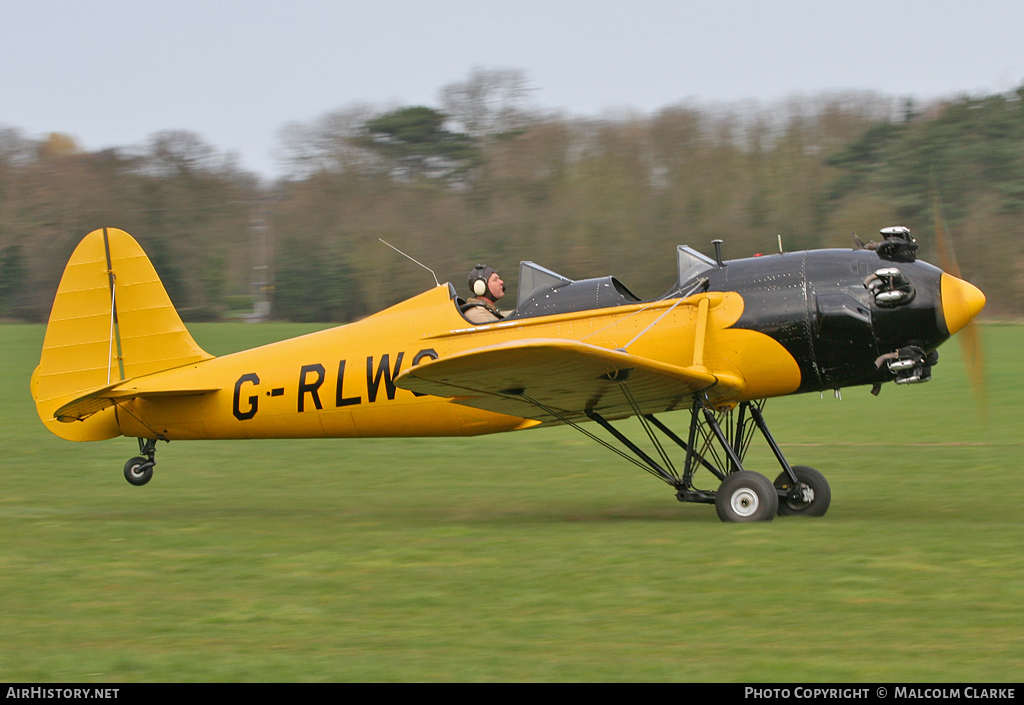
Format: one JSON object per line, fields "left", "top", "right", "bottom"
{"left": 31, "top": 228, "right": 214, "bottom": 441}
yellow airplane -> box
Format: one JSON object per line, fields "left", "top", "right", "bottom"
{"left": 31, "top": 227, "right": 986, "bottom": 521}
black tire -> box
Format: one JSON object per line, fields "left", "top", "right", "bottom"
{"left": 124, "top": 457, "right": 154, "bottom": 486}
{"left": 715, "top": 471, "right": 778, "bottom": 522}
{"left": 773, "top": 466, "right": 830, "bottom": 517}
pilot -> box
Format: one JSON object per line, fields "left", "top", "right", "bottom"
{"left": 463, "top": 264, "right": 506, "bottom": 323}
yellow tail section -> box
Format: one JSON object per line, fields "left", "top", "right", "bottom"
{"left": 32, "top": 228, "right": 214, "bottom": 441}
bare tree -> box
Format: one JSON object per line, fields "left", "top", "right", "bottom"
{"left": 439, "top": 68, "right": 535, "bottom": 139}
{"left": 277, "top": 105, "right": 382, "bottom": 178}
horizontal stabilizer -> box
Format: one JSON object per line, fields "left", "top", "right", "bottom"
{"left": 395, "top": 338, "right": 736, "bottom": 424}
{"left": 53, "top": 382, "right": 222, "bottom": 422}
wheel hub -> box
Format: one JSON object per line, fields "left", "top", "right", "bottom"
{"left": 730, "top": 488, "right": 760, "bottom": 517}
{"left": 784, "top": 482, "right": 815, "bottom": 509}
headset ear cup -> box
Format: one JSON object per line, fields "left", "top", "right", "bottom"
{"left": 473, "top": 279, "right": 487, "bottom": 296}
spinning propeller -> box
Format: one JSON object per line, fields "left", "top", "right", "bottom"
{"left": 932, "top": 188, "right": 988, "bottom": 416}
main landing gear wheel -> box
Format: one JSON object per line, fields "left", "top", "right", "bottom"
{"left": 773, "top": 466, "right": 830, "bottom": 517}
{"left": 124, "top": 457, "right": 154, "bottom": 486}
{"left": 716, "top": 471, "right": 778, "bottom": 523}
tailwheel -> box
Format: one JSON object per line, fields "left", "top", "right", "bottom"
{"left": 124, "top": 457, "right": 154, "bottom": 486}
{"left": 715, "top": 471, "right": 778, "bottom": 523}
{"left": 773, "top": 465, "right": 830, "bottom": 517}
{"left": 124, "top": 438, "right": 158, "bottom": 486}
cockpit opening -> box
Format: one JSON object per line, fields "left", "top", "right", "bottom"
{"left": 454, "top": 247, "right": 718, "bottom": 323}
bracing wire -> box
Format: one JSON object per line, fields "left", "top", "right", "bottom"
{"left": 517, "top": 392, "right": 674, "bottom": 483}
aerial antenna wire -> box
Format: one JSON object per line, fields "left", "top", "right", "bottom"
{"left": 378, "top": 238, "right": 440, "bottom": 287}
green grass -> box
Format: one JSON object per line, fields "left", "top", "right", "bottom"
{"left": 2, "top": 322, "right": 1022, "bottom": 681}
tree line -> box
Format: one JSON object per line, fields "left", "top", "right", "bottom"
{"left": 2, "top": 70, "right": 1022, "bottom": 322}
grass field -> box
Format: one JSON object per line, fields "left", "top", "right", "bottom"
{"left": 2, "top": 322, "right": 1022, "bottom": 681}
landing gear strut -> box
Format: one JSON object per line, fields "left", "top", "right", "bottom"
{"left": 505, "top": 387, "right": 830, "bottom": 522}
{"left": 123, "top": 438, "right": 157, "bottom": 486}
{"left": 578, "top": 396, "right": 831, "bottom": 522}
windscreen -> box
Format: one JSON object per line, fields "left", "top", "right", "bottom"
{"left": 677, "top": 245, "right": 716, "bottom": 285}
{"left": 517, "top": 261, "right": 573, "bottom": 308}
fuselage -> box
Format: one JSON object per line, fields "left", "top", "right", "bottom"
{"left": 112, "top": 283, "right": 803, "bottom": 441}
{"left": 66, "top": 247, "right": 984, "bottom": 443}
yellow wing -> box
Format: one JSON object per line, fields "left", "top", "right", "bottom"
{"left": 395, "top": 338, "right": 742, "bottom": 424}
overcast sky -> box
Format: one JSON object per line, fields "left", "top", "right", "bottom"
{"left": 3, "top": 0, "right": 1022, "bottom": 178}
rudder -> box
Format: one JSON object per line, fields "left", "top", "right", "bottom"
{"left": 32, "top": 228, "right": 214, "bottom": 440}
